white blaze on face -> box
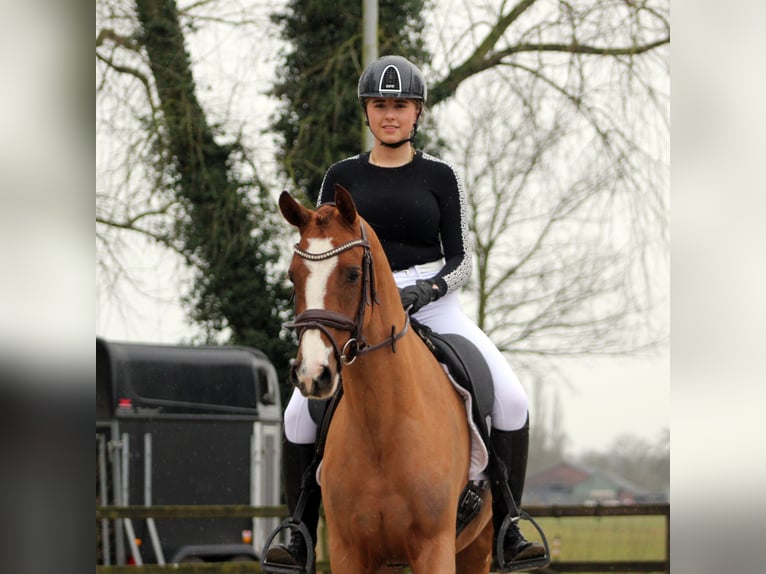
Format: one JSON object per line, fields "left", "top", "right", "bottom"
{"left": 296, "top": 237, "right": 337, "bottom": 384}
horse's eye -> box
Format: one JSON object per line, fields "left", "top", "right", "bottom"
{"left": 346, "top": 267, "right": 361, "bottom": 283}
{"left": 287, "top": 271, "right": 294, "bottom": 284}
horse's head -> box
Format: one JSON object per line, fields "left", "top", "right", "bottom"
{"left": 279, "top": 184, "right": 383, "bottom": 399}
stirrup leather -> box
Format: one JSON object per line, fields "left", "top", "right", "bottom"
{"left": 261, "top": 384, "right": 344, "bottom": 574}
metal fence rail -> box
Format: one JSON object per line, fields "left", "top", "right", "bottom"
{"left": 96, "top": 503, "right": 670, "bottom": 573}
{"left": 96, "top": 505, "right": 287, "bottom": 520}
{"left": 95, "top": 564, "right": 303, "bottom": 573}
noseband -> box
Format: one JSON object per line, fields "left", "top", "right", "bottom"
{"left": 284, "top": 221, "right": 410, "bottom": 370}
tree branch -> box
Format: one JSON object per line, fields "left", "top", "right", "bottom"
{"left": 97, "top": 215, "right": 163, "bottom": 239}
{"left": 96, "top": 27, "right": 140, "bottom": 51}
{"left": 430, "top": 0, "right": 539, "bottom": 104}
{"left": 96, "top": 207, "right": 185, "bottom": 258}
{"left": 429, "top": 0, "right": 670, "bottom": 107}
{"left": 496, "top": 36, "right": 670, "bottom": 59}
{"left": 95, "top": 50, "right": 159, "bottom": 116}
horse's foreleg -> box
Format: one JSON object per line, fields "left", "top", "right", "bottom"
{"left": 326, "top": 540, "right": 364, "bottom": 574}
{"left": 455, "top": 517, "right": 493, "bottom": 574}
{"left": 455, "top": 489, "right": 493, "bottom": 574}
{"left": 409, "top": 535, "right": 457, "bottom": 574}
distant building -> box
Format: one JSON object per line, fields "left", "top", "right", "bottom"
{"left": 523, "top": 461, "right": 668, "bottom": 505}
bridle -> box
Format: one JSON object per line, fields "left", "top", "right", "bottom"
{"left": 283, "top": 221, "right": 410, "bottom": 370}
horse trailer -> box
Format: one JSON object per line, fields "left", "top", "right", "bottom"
{"left": 96, "top": 338, "right": 283, "bottom": 565}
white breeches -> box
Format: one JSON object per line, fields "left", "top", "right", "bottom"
{"left": 284, "top": 260, "right": 530, "bottom": 444}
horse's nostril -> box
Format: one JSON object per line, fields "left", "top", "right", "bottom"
{"left": 289, "top": 362, "right": 300, "bottom": 385}
{"left": 317, "top": 365, "right": 333, "bottom": 391}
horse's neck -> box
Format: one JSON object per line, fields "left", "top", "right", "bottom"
{"left": 343, "top": 284, "right": 429, "bottom": 420}
{"left": 342, "top": 338, "right": 424, "bottom": 427}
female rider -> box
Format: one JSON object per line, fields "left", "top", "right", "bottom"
{"left": 266, "top": 55, "right": 544, "bottom": 570}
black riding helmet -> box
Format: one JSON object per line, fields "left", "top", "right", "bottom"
{"left": 358, "top": 55, "right": 427, "bottom": 101}
{"left": 358, "top": 55, "right": 426, "bottom": 148}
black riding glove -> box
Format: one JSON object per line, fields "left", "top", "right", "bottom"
{"left": 399, "top": 279, "right": 444, "bottom": 314}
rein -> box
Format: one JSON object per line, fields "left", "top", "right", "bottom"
{"left": 284, "top": 221, "right": 409, "bottom": 369}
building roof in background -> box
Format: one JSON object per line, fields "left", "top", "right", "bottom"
{"left": 524, "top": 461, "right": 664, "bottom": 504}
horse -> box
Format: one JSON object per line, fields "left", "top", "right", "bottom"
{"left": 277, "top": 184, "right": 494, "bottom": 573}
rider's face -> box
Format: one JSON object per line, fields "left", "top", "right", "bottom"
{"left": 365, "top": 98, "right": 420, "bottom": 144}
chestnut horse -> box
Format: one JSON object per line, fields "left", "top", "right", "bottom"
{"left": 278, "top": 185, "right": 493, "bottom": 573}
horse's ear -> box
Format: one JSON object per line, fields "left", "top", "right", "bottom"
{"left": 279, "top": 191, "right": 312, "bottom": 229}
{"left": 334, "top": 184, "right": 358, "bottom": 226}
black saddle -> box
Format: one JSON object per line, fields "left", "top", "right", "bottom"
{"left": 410, "top": 320, "right": 494, "bottom": 445}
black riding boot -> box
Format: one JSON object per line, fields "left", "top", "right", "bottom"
{"left": 264, "top": 438, "right": 321, "bottom": 571}
{"left": 490, "top": 416, "right": 546, "bottom": 567}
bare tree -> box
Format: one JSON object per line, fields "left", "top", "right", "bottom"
{"left": 421, "top": 1, "right": 669, "bottom": 459}
{"left": 97, "top": 0, "right": 185, "bottom": 315}
{"left": 97, "top": 0, "right": 296, "bottom": 379}
{"left": 96, "top": 0, "right": 282, "bottom": 290}
{"left": 426, "top": 0, "right": 669, "bottom": 107}
{"left": 579, "top": 429, "right": 670, "bottom": 492}
{"left": 424, "top": 0, "right": 669, "bottom": 368}
{"left": 527, "top": 371, "right": 568, "bottom": 473}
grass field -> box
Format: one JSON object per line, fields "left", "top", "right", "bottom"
{"left": 313, "top": 512, "right": 668, "bottom": 572}
{"left": 522, "top": 515, "right": 668, "bottom": 562}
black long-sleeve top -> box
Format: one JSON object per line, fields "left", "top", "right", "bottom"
{"left": 318, "top": 150, "right": 472, "bottom": 295}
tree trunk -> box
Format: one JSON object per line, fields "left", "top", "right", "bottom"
{"left": 133, "top": 0, "right": 293, "bottom": 382}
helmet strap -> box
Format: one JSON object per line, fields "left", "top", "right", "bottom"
{"left": 380, "top": 135, "right": 413, "bottom": 148}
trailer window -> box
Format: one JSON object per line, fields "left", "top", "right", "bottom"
{"left": 121, "top": 356, "right": 261, "bottom": 414}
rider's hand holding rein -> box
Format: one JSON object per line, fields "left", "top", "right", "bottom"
{"left": 399, "top": 279, "right": 445, "bottom": 314}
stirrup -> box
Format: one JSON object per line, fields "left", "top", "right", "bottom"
{"left": 260, "top": 519, "right": 315, "bottom": 574}
{"left": 494, "top": 511, "right": 550, "bottom": 573}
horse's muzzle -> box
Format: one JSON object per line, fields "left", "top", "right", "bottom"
{"left": 290, "top": 360, "right": 336, "bottom": 398}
